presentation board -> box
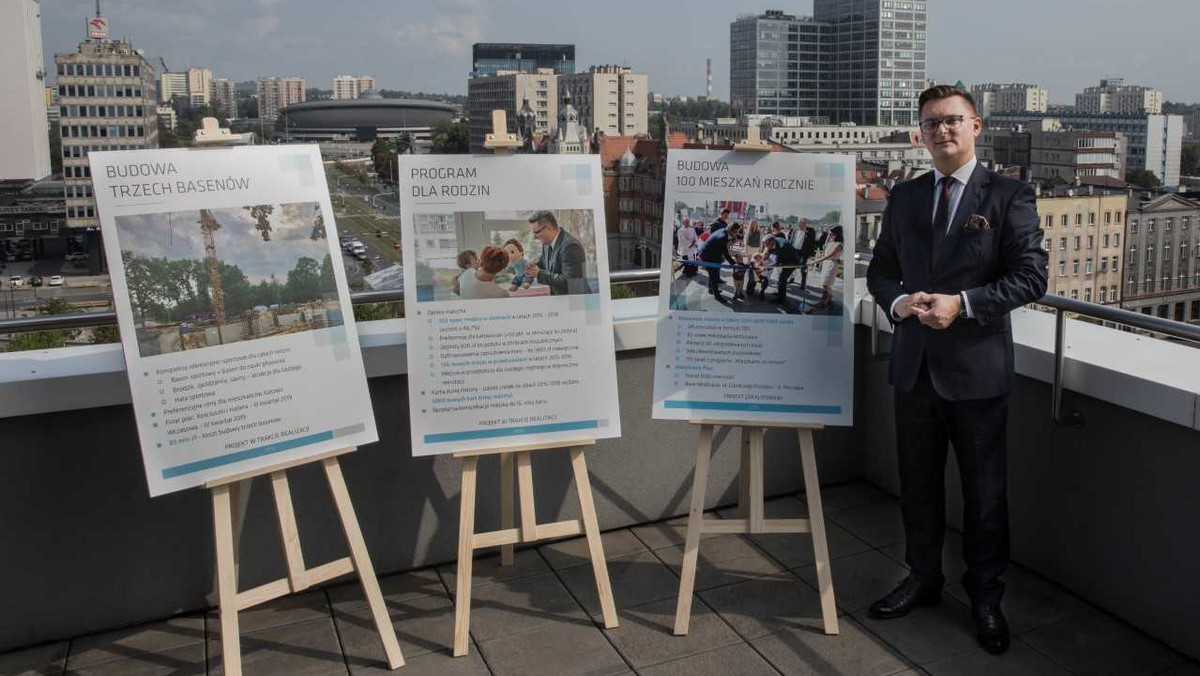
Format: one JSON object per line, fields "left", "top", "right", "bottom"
{"left": 91, "top": 146, "right": 378, "bottom": 496}
{"left": 652, "top": 149, "right": 856, "bottom": 425}
{"left": 398, "top": 154, "right": 621, "bottom": 456}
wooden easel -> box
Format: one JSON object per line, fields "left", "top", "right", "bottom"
{"left": 208, "top": 447, "right": 404, "bottom": 675}
{"left": 673, "top": 420, "right": 839, "bottom": 636}
{"left": 444, "top": 112, "right": 619, "bottom": 658}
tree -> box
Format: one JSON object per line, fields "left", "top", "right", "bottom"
{"left": 396, "top": 131, "right": 414, "bottom": 156}
{"left": 1126, "top": 169, "right": 1162, "bottom": 189}
{"left": 371, "top": 139, "right": 397, "bottom": 184}
{"left": 284, "top": 256, "right": 323, "bottom": 303}
{"left": 320, "top": 253, "right": 335, "bottom": 292}
{"left": 5, "top": 298, "right": 80, "bottom": 352}
{"left": 158, "top": 122, "right": 184, "bottom": 149}
{"left": 430, "top": 121, "right": 470, "bottom": 154}
{"left": 245, "top": 205, "right": 275, "bottom": 242}
{"left": 1182, "top": 143, "right": 1200, "bottom": 178}
{"left": 91, "top": 325, "right": 121, "bottom": 344}
{"left": 311, "top": 212, "right": 326, "bottom": 241}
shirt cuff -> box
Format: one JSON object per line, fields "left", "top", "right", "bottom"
{"left": 960, "top": 291, "right": 974, "bottom": 319}
{"left": 889, "top": 293, "right": 909, "bottom": 321}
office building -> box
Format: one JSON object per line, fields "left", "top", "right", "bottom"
{"left": 1036, "top": 186, "right": 1128, "bottom": 305}
{"left": 54, "top": 20, "right": 158, "bottom": 230}
{"left": 0, "top": 0, "right": 51, "bottom": 182}
{"left": 472, "top": 43, "right": 574, "bottom": 78}
{"left": 256, "top": 77, "right": 305, "bottom": 121}
{"left": 212, "top": 77, "right": 236, "bottom": 119}
{"left": 466, "top": 70, "right": 557, "bottom": 153}
{"left": 156, "top": 105, "right": 176, "bottom": 131}
{"left": 990, "top": 111, "right": 1184, "bottom": 186}
{"left": 333, "top": 75, "right": 376, "bottom": 100}
{"left": 599, "top": 136, "right": 664, "bottom": 270}
{"left": 729, "top": 11, "right": 823, "bottom": 118}
{"left": 1076, "top": 79, "right": 1163, "bottom": 115}
{"left": 159, "top": 71, "right": 186, "bottom": 103}
{"left": 970, "top": 83, "right": 1048, "bottom": 118}
{"left": 559, "top": 66, "right": 649, "bottom": 137}
{"left": 186, "top": 67, "right": 211, "bottom": 106}
{"left": 979, "top": 124, "right": 1126, "bottom": 183}
{"left": 1122, "top": 193, "right": 1200, "bottom": 321}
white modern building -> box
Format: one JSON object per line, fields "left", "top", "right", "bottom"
{"left": 333, "top": 75, "right": 376, "bottom": 100}
{"left": 559, "top": 66, "right": 649, "bottom": 138}
{"left": 159, "top": 72, "right": 187, "bottom": 103}
{"left": 0, "top": 0, "right": 52, "bottom": 182}
{"left": 1076, "top": 79, "right": 1164, "bottom": 115}
{"left": 970, "top": 83, "right": 1048, "bottom": 118}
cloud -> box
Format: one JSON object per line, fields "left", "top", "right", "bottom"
{"left": 389, "top": 2, "right": 485, "bottom": 58}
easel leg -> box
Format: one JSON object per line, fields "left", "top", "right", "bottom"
{"left": 270, "top": 471, "right": 307, "bottom": 590}
{"left": 500, "top": 452, "right": 514, "bottom": 566}
{"left": 207, "top": 479, "right": 248, "bottom": 606}
{"left": 212, "top": 485, "right": 243, "bottom": 676}
{"left": 570, "top": 447, "right": 618, "bottom": 629}
{"left": 748, "top": 427, "right": 765, "bottom": 533}
{"left": 454, "top": 456, "right": 479, "bottom": 657}
{"left": 798, "top": 429, "right": 839, "bottom": 635}
{"left": 323, "top": 458, "right": 405, "bottom": 668}
{"left": 738, "top": 428, "right": 750, "bottom": 519}
{"left": 674, "top": 424, "right": 714, "bottom": 636}
{"left": 516, "top": 451, "right": 537, "bottom": 541}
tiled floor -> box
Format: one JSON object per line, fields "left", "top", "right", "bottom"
{"left": 2, "top": 481, "right": 1196, "bottom": 676}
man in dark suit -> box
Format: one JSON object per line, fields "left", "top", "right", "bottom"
{"left": 793, "top": 218, "right": 818, "bottom": 297}
{"left": 763, "top": 234, "right": 799, "bottom": 306}
{"left": 709, "top": 208, "right": 730, "bottom": 234}
{"left": 524, "top": 210, "right": 592, "bottom": 295}
{"left": 866, "top": 85, "right": 1047, "bottom": 655}
{"left": 698, "top": 221, "right": 742, "bottom": 301}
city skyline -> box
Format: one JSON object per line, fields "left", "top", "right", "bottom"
{"left": 41, "top": 0, "right": 1200, "bottom": 104}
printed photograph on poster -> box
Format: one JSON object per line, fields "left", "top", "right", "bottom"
{"left": 412, "top": 209, "right": 598, "bottom": 302}
{"left": 116, "top": 202, "right": 343, "bottom": 357}
{"left": 669, "top": 198, "right": 846, "bottom": 316}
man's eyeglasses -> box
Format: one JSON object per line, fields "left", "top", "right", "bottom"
{"left": 919, "top": 115, "right": 975, "bottom": 133}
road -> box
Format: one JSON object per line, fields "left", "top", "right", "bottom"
{"left": 326, "top": 167, "right": 404, "bottom": 285}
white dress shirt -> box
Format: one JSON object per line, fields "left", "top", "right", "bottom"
{"left": 890, "top": 156, "right": 978, "bottom": 321}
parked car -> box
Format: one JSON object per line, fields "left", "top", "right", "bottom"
{"left": 8, "top": 275, "right": 23, "bottom": 287}
{"left": 47, "top": 275, "right": 64, "bottom": 287}
{"left": 354, "top": 250, "right": 368, "bottom": 261}
{"left": 65, "top": 252, "right": 89, "bottom": 262}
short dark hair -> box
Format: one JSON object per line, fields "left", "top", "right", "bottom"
{"left": 918, "top": 85, "right": 978, "bottom": 118}
{"left": 528, "top": 210, "right": 558, "bottom": 228}
{"left": 720, "top": 208, "right": 730, "bottom": 215}
{"left": 457, "top": 250, "right": 478, "bottom": 269}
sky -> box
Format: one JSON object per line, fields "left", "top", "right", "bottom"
{"left": 41, "top": 0, "right": 1200, "bottom": 104}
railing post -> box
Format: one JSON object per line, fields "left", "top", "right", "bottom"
{"left": 1053, "top": 308, "right": 1085, "bottom": 427}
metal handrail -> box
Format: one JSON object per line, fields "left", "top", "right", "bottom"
{"left": 0, "top": 269, "right": 660, "bottom": 335}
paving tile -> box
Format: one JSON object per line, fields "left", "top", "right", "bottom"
{"left": 205, "top": 589, "right": 331, "bottom": 638}
{"left": 539, "top": 529, "right": 649, "bottom": 570}
{"left": 753, "top": 519, "right": 873, "bottom": 569}
{"left": 328, "top": 567, "right": 447, "bottom": 612}
{"left": 208, "top": 616, "right": 346, "bottom": 676}
{"left": 463, "top": 572, "right": 591, "bottom": 643}
{"left": 715, "top": 495, "right": 809, "bottom": 520}
{"left": 946, "top": 566, "right": 1088, "bottom": 635}
{"left": 828, "top": 501, "right": 906, "bottom": 548}
{"left": 750, "top": 614, "right": 912, "bottom": 676}
{"left": 852, "top": 598, "right": 979, "bottom": 665}
{"left": 697, "top": 572, "right": 835, "bottom": 641}
{"left": 603, "top": 598, "right": 741, "bottom": 669}
{"left": 558, "top": 550, "right": 680, "bottom": 620}
{"left": 335, "top": 589, "right": 454, "bottom": 666}
{"left": 0, "top": 641, "right": 67, "bottom": 676}
{"left": 655, "top": 534, "right": 785, "bottom": 592}
{"left": 63, "top": 642, "right": 205, "bottom": 676}
{"left": 795, "top": 549, "right": 909, "bottom": 615}
{"left": 476, "top": 616, "right": 628, "bottom": 676}
{"left": 65, "top": 614, "right": 205, "bottom": 669}
{"left": 814, "top": 481, "right": 896, "bottom": 514}
{"left": 631, "top": 514, "right": 737, "bottom": 551}
{"left": 1021, "top": 607, "right": 1185, "bottom": 676}
{"left": 881, "top": 529, "right": 968, "bottom": 585}
{"left": 636, "top": 643, "right": 778, "bottom": 676}
{"left": 438, "top": 548, "right": 552, "bottom": 590}
{"left": 349, "top": 647, "right": 490, "bottom": 676}
{"left": 925, "top": 637, "right": 1071, "bottom": 675}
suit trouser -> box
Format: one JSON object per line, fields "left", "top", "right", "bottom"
{"left": 776, "top": 268, "right": 794, "bottom": 299}
{"left": 706, "top": 262, "right": 722, "bottom": 296}
{"left": 894, "top": 360, "right": 1010, "bottom": 606}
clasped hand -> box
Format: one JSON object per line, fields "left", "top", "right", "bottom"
{"left": 897, "top": 291, "right": 961, "bottom": 329}
{"left": 524, "top": 263, "right": 540, "bottom": 278}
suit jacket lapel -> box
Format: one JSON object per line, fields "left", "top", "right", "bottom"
{"left": 914, "top": 172, "right": 935, "bottom": 275}
{"left": 933, "top": 164, "right": 990, "bottom": 272}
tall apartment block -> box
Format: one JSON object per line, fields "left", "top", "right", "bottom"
{"left": 1036, "top": 187, "right": 1128, "bottom": 305}
{"left": 466, "top": 70, "right": 558, "bottom": 153}
{"left": 979, "top": 124, "right": 1126, "bottom": 183}
{"left": 256, "top": 77, "right": 305, "bottom": 121}
{"left": 0, "top": 0, "right": 52, "bottom": 182}
{"left": 159, "top": 72, "right": 186, "bottom": 103}
{"left": 1076, "top": 79, "right": 1163, "bottom": 115}
{"left": 212, "top": 77, "right": 237, "bottom": 118}
{"left": 971, "top": 83, "right": 1048, "bottom": 118}
{"left": 54, "top": 32, "right": 158, "bottom": 229}
{"left": 730, "top": 1, "right": 928, "bottom": 126}
{"left": 472, "top": 43, "right": 575, "bottom": 78}
{"left": 186, "top": 67, "right": 211, "bottom": 107}
{"left": 333, "top": 75, "right": 376, "bottom": 100}
{"left": 559, "top": 66, "right": 649, "bottom": 137}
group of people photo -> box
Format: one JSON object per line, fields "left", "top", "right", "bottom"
{"left": 670, "top": 205, "right": 846, "bottom": 316}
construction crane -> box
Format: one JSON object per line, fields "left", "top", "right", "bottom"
{"left": 159, "top": 57, "right": 169, "bottom": 74}
{"left": 198, "top": 209, "right": 226, "bottom": 326}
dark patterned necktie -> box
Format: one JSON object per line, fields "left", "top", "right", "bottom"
{"left": 932, "top": 176, "right": 954, "bottom": 262}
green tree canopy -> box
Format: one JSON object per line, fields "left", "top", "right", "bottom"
{"left": 431, "top": 121, "right": 470, "bottom": 154}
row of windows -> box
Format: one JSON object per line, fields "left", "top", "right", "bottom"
{"left": 1130, "top": 216, "right": 1193, "bottom": 233}
{"left": 1043, "top": 211, "right": 1123, "bottom": 229}
{"left": 65, "top": 185, "right": 93, "bottom": 198}
{"left": 65, "top": 166, "right": 91, "bottom": 179}
{"left": 67, "top": 206, "right": 96, "bottom": 219}
{"left": 1053, "top": 233, "right": 1121, "bottom": 250}
{"left": 60, "top": 104, "right": 145, "bottom": 119}
{"left": 59, "top": 84, "right": 145, "bottom": 99}
{"left": 1126, "top": 274, "right": 1200, "bottom": 295}
{"left": 0, "top": 220, "right": 60, "bottom": 233}
{"left": 57, "top": 62, "right": 142, "bottom": 78}
{"left": 62, "top": 143, "right": 145, "bottom": 158}
{"left": 62, "top": 124, "right": 146, "bottom": 139}
{"left": 1128, "top": 243, "right": 1200, "bottom": 261}
{"left": 1056, "top": 257, "right": 1119, "bottom": 276}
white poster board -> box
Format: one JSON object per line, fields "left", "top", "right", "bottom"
{"left": 91, "top": 146, "right": 378, "bottom": 496}
{"left": 399, "top": 155, "right": 621, "bottom": 456}
{"left": 652, "top": 150, "right": 856, "bottom": 425}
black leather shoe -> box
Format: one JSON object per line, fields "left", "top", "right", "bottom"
{"left": 973, "top": 604, "right": 1010, "bottom": 654}
{"left": 868, "top": 576, "right": 942, "bottom": 619}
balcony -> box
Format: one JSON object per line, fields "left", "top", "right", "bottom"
{"left": 1, "top": 276, "right": 1199, "bottom": 674}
